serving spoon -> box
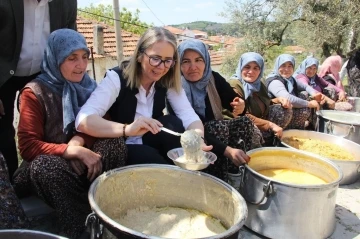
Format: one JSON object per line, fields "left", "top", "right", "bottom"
{"left": 160, "top": 127, "right": 205, "bottom": 141}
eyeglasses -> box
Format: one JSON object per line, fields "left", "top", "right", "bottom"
{"left": 143, "top": 52, "right": 175, "bottom": 68}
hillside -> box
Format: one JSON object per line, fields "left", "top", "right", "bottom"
{"left": 170, "top": 21, "right": 234, "bottom": 36}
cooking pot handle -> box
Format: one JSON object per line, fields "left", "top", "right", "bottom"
{"left": 239, "top": 166, "right": 274, "bottom": 205}
{"left": 86, "top": 212, "right": 103, "bottom": 239}
{"left": 326, "top": 121, "right": 355, "bottom": 137}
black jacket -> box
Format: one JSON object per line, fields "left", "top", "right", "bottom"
{"left": 0, "top": 0, "right": 77, "bottom": 87}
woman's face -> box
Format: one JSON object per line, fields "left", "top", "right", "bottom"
{"left": 140, "top": 40, "right": 175, "bottom": 83}
{"left": 241, "top": 61, "right": 261, "bottom": 83}
{"left": 60, "top": 49, "right": 89, "bottom": 83}
{"left": 278, "top": 61, "right": 294, "bottom": 79}
{"left": 305, "top": 64, "right": 317, "bottom": 78}
{"left": 180, "top": 50, "right": 205, "bottom": 82}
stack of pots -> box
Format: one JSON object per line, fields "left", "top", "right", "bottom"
{"left": 316, "top": 110, "right": 360, "bottom": 145}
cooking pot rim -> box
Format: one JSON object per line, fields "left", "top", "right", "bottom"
{"left": 245, "top": 147, "right": 343, "bottom": 188}
{"left": 0, "top": 229, "right": 66, "bottom": 239}
{"left": 88, "top": 164, "right": 247, "bottom": 239}
{"left": 316, "top": 110, "right": 360, "bottom": 125}
{"left": 281, "top": 129, "right": 360, "bottom": 163}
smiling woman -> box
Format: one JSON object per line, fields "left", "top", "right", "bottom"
{"left": 13, "top": 29, "right": 127, "bottom": 238}
{"left": 75, "top": 27, "right": 212, "bottom": 166}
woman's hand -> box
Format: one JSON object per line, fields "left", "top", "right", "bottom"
{"left": 230, "top": 97, "right": 245, "bottom": 116}
{"left": 308, "top": 100, "right": 320, "bottom": 110}
{"left": 125, "top": 117, "right": 163, "bottom": 136}
{"left": 200, "top": 138, "right": 213, "bottom": 152}
{"left": 69, "top": 159, "right": 86, "bottom": 175}
{"left": 338, "top": 91, "right": 346, "bottom": 101}
{"left": 224, "top": 146, "right": 250, "bottom": 166}
{"left": 269, "top": 122, "right": 283, "bottom": 138}
{"left": 277, "top": 97, "right": 292, "bottom": 109}
{"left": 325, "top": 97, "right": 335, "bottom": 109}
{"left": 312, "top": 93, "right": 325, "bottom": 104}
{"left": 63, "top": 146, "right": 102, "bottom": 181}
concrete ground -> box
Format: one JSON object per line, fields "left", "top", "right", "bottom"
{"left": 238, "top": 178, "right": 360, "bottom": 239}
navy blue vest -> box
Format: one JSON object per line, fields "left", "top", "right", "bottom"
{"left": 108, "top": 67, "right": 167, "bottom": 124}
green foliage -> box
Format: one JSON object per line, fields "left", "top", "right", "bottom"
{"left": 220, "top": 0, "right": 360, "bottom": 77}
{"left": 171, "top": 21, "right": 234, "bottom": 36}
{"left": 78, "top": 4, "right": 152, "bottom": 35}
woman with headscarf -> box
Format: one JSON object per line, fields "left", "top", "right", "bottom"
{"left": 265, "top": 54, "right": 322, "bottom": 129}
{"left": 228, "top": 52, "right": 293, "bottom": 146}
{"left": 177, "top": 39, "right": 253, "bottom": 182}
{"left": 13, "top": 29, "right": 127, "bottom": 238}
{"left": 295, "top": 57, "right": 346, "bottom": 107}
{"left": 76, "top": 27, "right": 212, "bottom": 166}
{"left": 318, "top": 55, "right": 345, "bottom": 91}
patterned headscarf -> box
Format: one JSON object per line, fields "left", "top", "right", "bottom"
{"left": 36, "top": 29, "right": 97, "bottom": 134}
{"left": 267, "top": 54, "right": 296, "bottom": 93}
{"left": 232, "top": 52, "right": 264, "bottom": 99}
{"left": 294, "top": 57, "right": 319, "bottom": 87}
{"left": 178, "top": 39, "right": 212, "bottom": 117}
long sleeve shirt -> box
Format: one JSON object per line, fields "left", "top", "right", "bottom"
{"left": 296, "top": 73, "right": 342, "bottom": 94}
{"left": 267, "top": 78, "right": 318, "bottom": 108}
{"left": 76, "top": 70, "right": 200, "bottom": 145}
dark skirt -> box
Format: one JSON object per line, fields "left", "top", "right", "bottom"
{"left": 0, "top": 151, "right": 29, "bottom": 229}
{"left": 202, "top": 116, "right": 254, "bottom": 182}
{"left": 13, "top": 137, "right": 127, "bottom": 238}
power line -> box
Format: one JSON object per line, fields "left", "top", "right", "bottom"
{"left": 140, "top": 0, "right": 166, "bottom": 26}
{"left": 77, "top": 9, "right": 233, "bottom": 46}
{"left": 78, "top": 9, "right": 149, "bottom": 29}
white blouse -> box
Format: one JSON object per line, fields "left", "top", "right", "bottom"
{"left": 75, "top": 70, "right": 200, "bottom": 144}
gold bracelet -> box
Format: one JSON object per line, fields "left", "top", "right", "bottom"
{"left": 123, "top": 124, "right": 127, "bottom": 138}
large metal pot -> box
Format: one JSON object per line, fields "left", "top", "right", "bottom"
{"left": 316, "top": 110, "right": 360, "bottom": 144}
{"left": 239, "top": 147, "right": 342, "bottom": 239}
{"left": 88, "top": 165, "right": 248, "bottom": 239}
{"left": 348, "top": 96, "right": 360, "bottom": 112}
{"left": 0, "top": 230, "right": 65, "bottom": 239}
{"left": 281, "top": 129, "right": 360, "bottom": 185}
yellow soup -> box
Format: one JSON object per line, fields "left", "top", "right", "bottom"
{"left": 258, "top": 169, "right": 327, "bottom": 185}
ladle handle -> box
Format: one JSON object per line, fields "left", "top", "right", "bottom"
{"left": 238, "top": 166, "right": 274, "bottom": 205}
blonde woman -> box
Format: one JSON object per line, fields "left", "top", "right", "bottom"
{"left": 76, "top": 27, "right": 212, "bottom": 165}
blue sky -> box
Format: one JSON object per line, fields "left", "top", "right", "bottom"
{"left": 77, "top": 0, "right": 229, "bottom": 26}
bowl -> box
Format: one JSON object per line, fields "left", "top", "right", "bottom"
{"left": 167, "top": 148, "right": 217, "bottom": 171}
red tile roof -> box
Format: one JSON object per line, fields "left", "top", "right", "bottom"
{"left": 164, "top": 26, "right": 184, "bottom": 35}
{"left": 77, "top": 18, "right": 231, "bottom": 66}
{"left": 77, "top": 17, "right": 140, "bottom": 59}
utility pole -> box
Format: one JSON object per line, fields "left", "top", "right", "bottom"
{"left": 113, "top": 0, "right": 124, "bottom": 64}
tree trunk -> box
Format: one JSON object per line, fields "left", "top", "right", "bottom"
{"left": 322, "top": 42, "right": 331, "bottom": 58}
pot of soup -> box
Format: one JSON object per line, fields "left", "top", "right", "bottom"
{"left": 281, "top": 129, "right": 360, "bottom": 185}
{"left": 316, "top": 110, "right": 360, "bottom": 144}
{"left": 87, "top": 164, "right": 248, "bottom": 239}
{"left": 239, "top": 147, "right": 342, "bottom": 239}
